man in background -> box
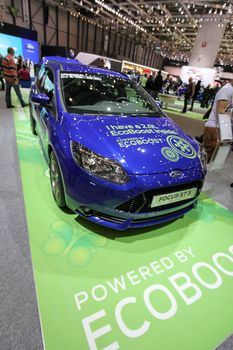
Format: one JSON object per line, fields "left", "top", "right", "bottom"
{"left": 182, "top": 77, "right": 195, "bottom": 113}
{"left": 189, "top": 80, "right": 201, "bottom": 111}
{"left": 152, "top": 70, "right": 163, "bottom": 99}
{"left": 139, "top": 73, "right": 148, "bottom": 88}
{"left": 146, "top": 71, "right": 156, "bottom": 96}
{"left": 2, "top": 47, "right": 28, "bottom": 108}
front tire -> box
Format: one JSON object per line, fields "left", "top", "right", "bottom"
{"left": 29, "top": 104, "right": 37, "bottom": 135}
{"left": 49, "top": 151, "right": 66, "bottom": 208}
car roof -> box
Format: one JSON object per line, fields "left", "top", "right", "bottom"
{"left": 41, "top": 56, "right": 79, "bottom": 66}
{"left": 40, "top": 56, "right": 129, "bottom": 79}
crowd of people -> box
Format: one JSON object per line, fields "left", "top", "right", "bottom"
{"left": 133, "top": 70, "right": 223, "bottom": 113}
{"left": 0, "top": 48, "right": 31, "bottom": 108}
{"left": 132, "top": 69, "right": 233, "bottom": 188}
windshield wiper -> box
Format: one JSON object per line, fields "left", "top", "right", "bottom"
{"left": 128, "top": 113, "right": 161, "bottom": 117}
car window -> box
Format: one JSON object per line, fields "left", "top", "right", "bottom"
{"left": 43, "top": 69, "right": 55, "bottom": 101}
{"left": 37, "top": 65, "right": 46, "bottom": 91}
{"left": 37, "top": 65, "right": 55, "bottom": 101}
{"left": 60, "top": 72, "right": 164, "bottom": 117}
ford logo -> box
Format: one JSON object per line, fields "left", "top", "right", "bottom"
{"left": 169, "top": 170, "right": 183, "bottom": 178}
{"left": 25, "top": 43, "right": 35, "bottom": 52}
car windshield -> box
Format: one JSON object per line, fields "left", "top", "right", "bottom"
{"left": 60, "top": 71, "right": 164, "bottom": 117}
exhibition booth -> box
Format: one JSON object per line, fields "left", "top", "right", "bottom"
{"left": 1, "top": 12, "right": 233, "bottom": 350}
{"left": 121, "top": 60, "right": 168, "bottom": 79}
{"left": 75, "top": 52, "right": 168, "bottom": 79}
{"left": 0, "top": 29, "right": 39, "bottom": 87}
{"left": 11, "top": 74, "right": 233, "bottom": 350}
{"left": 14, "top": 101, "right": 233, "bottom": 349}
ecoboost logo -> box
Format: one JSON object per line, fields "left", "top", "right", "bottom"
{"left": 74, "top": 245, "right": 233, "bottom": 350}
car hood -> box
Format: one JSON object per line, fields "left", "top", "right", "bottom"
{"left": 62, "top": 113, "right": 201, "bottom": 175}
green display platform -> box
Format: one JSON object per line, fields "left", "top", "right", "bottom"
{"left": 14, "top": 106, "right": 233, "bottom": 350}
{"left": 163, "top": 100, "right": 206, "bottom": 121}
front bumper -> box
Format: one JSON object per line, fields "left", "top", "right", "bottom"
{"left": 75, "top": 199, "right": 197, "bottom": 230}
{"left": 65, "top": 169, "right": 204, "bottom": 230}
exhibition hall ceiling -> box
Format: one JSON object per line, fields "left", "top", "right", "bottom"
{"left": 56, "top": 0, "right": 233, "bottom": 64}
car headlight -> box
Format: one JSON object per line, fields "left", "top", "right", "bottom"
{"left": 71, "top": 141, "right": 129, "bottom": 184}
{"left": 198, "top": 144, "right": 208, "bottom": 171}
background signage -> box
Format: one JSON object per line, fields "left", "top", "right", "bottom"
{"left": 0, "top": 33, "right": 39, "bottom": 63}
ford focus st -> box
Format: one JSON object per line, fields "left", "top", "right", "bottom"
{"left": 29, "top": 56, "right": 207, "bottom": 230}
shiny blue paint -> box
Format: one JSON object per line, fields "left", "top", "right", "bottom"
{"left": 30, "top": 57, "right": 206, "bottom": 230}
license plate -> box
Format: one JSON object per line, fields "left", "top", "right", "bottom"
{"left": 151, "top": 188, "right": 197, "bottom": 207}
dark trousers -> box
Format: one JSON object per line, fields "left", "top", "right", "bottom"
{"left": 182, "top": 96, "right": 189, "bottom": 113}
{"left": 5, "top": 81, "right": 25, "bottom": 107}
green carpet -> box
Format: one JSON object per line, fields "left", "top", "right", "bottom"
{"left": 163, "top": 100, "right": 206, "bottom": 121}
{"left": 14, "top": 103, "right": 233, "bottom": 350}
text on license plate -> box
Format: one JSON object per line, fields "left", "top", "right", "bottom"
{"left": 151, "top": 188, "right": 197, "bottom": 207}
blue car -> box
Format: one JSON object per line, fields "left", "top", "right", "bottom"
{"left": 29, "top": 56, "right": 207, "bottom": 230}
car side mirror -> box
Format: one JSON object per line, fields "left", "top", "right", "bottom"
{"left": 31, "top": 93, "right": 52, "bottom": 108}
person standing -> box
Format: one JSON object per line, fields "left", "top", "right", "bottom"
{"left": 2, "top": 47, "right": 28, "bottom": 108}
{"left": 163, "top": 74, "right": 172, "bottom": 94}
{"left": 203, "top": 79, "right": 233, "bottom": 162}
{"left": 146, "top": 71, "right": 155, "bottom": 96}
{"left": 152, "top": 70, "right": 163, "bottom": 99}
{"left": 189, "top": 80, "right": 201, "bottom": 111}
{"left": 18, "top": 64, "right": 31, "bottom": 82}
{"left": 139, "top": 73, "right": 148, "bottom": 88}
{"left": 201, "top": 84, "right": 211, "bottom": 108}
{"left": 182, "top": 77, "right": 195, "bottom": 113}
{"left": 17, "top": 55, "right": 23, "bottom": 71}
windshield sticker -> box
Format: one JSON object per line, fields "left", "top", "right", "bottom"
{"left": 161, "top": 147, "right": 180, "bottom": 162}
{"left": 106, "top": 124, "right": 178, "bottom": 137}
{"left": 116, "top": 137, "right": 163, "bottom": 148}
{"left": 167, "top": 135, "right": 197, "bottom": 159}
{"left": 160, "top": 136, "right": 197, "bottom": 162}
{"left": 61, "top": 73, "right": 102, "bottom": 80}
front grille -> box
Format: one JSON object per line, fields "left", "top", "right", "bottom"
{"left": 115, "top": 194, "right": 146, "bottom": 213}
{"left": 116, "top": 181, "right": 203, "bottom": 214}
